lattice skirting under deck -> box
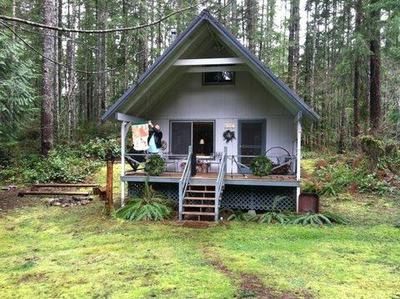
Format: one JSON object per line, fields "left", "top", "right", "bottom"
{"left": 128, "top": 182, "right": 296, "bottom": 212}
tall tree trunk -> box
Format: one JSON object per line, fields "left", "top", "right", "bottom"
{"left": 55, "top": 0, "right": 62, "bottom": 140}
{"left": 41, "top": 0, "right": 56, "bottom": 155}
{"left": 369, "top": 0, "right": 381, "bottom": 134}
{"left": 66, "top": 0, "right": 77, "bottom": 140}
{"left": 96, "top": 0, "right": 107, "bottom": 118}
{"left": 137, "top": 1, "right": 148, "bottom": 76}
{"left": 244, "top": 0, "right": 257, "bottom": 53}
{"left": 287, "top": 0, "right": 300, "bottom": 91}
{"left": 353, "top": 0, "right": 362, "bottom": 138}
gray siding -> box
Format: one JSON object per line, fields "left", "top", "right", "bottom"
{"left": 146, "top": 71, "right": 296, "bottom": 172}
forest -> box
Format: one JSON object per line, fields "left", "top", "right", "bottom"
{"left": 0, "top": 0, "right": 399, "bottom": 156}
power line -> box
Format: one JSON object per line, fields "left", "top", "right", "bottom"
{"left": 0, "top": 21, "right": 136, "bottom": 74}
{"left": 0, "top": 2, "right": 204, "bottom": 34}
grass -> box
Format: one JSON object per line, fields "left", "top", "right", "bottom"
{"left": 0, "top": 162, "right": 399, "bottom": 298}
{"left": 0, "top": 202, "right": 399, "bottom": 298}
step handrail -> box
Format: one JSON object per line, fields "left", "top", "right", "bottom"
{"left": 178, "top": 146, "right": 192, "bottom": 221}
{"left": 215, "top": 147, "right": 227, "bottom": 221}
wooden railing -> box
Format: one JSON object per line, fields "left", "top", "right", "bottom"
{"left": 214, "top": 147, "right": 227, "bottom": 221}
{"left": 178, "top": 146, "right": 192, "bottom": 221}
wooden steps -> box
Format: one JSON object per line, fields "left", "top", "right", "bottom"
{"left": 183, "top": 204, "right": 215, "bottom": 208}
{"left": 184, "top": 196, "right": 216, "bottom": 201}
{"left": 182, "top": 211, "right": 215, "bottom": 216}
{"left": 182, "top": 184, "right": 218, "bottom": 221}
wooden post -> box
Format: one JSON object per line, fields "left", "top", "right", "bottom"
{"left": 106, "top": 158, "right": 114, "bottom": 214}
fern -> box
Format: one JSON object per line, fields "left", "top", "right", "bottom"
{"left": 290, "top": 212, "right": 347, "bottom": 226}
{"left": 258, "top": 212, "right": 290, "bottom": 224}
{"left": 115, "top": 182, "right": 172, "bottom": 221}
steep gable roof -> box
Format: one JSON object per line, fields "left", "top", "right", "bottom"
{"left": 101, "top": 10, "right": 319, "bottom": 122}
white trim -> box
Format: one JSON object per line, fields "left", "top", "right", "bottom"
{"left": 120, "top": 121, "right": 130, "bottom": 207}
{"left": 185, "top": 65, "right": 246, "bottom": 73}
{"left": 116, "top": 112, "right": 145, "bottom": 123}
{"left": 173, "top": 57, "right": 244, "bottom": 66}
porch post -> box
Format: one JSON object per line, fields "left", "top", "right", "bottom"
{"left": 120, "top": 121, "right": 127, "bottom": 207}
{"left": 295, "top": 113, "right": 302, "bottom": 213}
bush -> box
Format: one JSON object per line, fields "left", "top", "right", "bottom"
{"left": 115, "top": 182, "right": 172, "bottom": 221}
{"left": 250, "top": 156, "right": 273, "bottom": 177}
{"left": 144, "top": 155, "right": 165, "bottom": 176}
{"left": 21, "top": 148, "right": 101, "bottom": 183}
{"left": 80, "top": 138, "right": 120, "bottom": 160}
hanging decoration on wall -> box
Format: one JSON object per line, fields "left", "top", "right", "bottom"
{"left": 223, "top": 130, "right": 236, "bottom": 143}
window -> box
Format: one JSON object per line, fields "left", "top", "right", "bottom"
{"left": 203, "top": 71, "right": 235, "bottom": 85}
{"left": 170, "top": 121, "right": 214, "bottom": 156}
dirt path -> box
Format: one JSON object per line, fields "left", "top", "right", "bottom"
{"left": 202, "top": 248, "right": 313, "bottom": 299}
{"left": 0, "top": 190, "right": 39, "bottom": 213}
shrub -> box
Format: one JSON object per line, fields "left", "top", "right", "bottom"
{"left": 115, "top": 182, "right": 172, "bottom": 221}
{"left": 20, "top": 148, "right": 101, "bottom": 183}
{"left": 80, "top": 138, "right": 120, "bottom": 160}
{"left": 250, "top": 156, "right": 273, "bottom": 177}
{"left": 144, "top": 154, "right": 165, "bottom": 176}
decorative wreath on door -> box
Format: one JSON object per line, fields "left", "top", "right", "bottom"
{"left": 223, "top": 130, "right": 236, "bottom": 143}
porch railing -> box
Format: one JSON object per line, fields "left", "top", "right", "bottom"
{"left": 215, "top": 147, "right": 227, "bottom": 221}
{"left": 178, "top": 146, "right": 192, "bottom": 221}
{"left": 227, "top": 154, "right": 297, "bottom": 177}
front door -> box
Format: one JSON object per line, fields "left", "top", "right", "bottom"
{"left": 238, "top": 120, "right": 266, "bottom": 173}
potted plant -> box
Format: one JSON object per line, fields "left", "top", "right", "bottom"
{"left": 250, "top": 156, "right": 273, "bottom": 177}
{"left": 144, "top": 155, "right": 165, "bottom": 176}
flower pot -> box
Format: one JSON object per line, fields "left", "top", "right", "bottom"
{"left": 299, "top": 192, "right": 319, "bottom": 213}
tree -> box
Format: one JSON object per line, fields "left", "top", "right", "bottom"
{"left": 353, "top": 0, "right": 363, "bottom": 138}
{"left": 41, "top": 0, "right": 56, "bottom": 155}
{"left": 369, "top": 0, "right": 382, "bottom": 134}
{"left": 287, "top": 0, "right": 300, "bottom": 91}
{"left": 0, "top": 32, "right": 36, "bottom": 137}
{"left": 244, "top": 0, "right": 257, "bottom": 53}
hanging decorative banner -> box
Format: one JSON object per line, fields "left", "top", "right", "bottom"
{"left": 224, "top": 122, "right": 236, "bottom": 130}
{"left": 131, "top": 124, "right": 149, "bottom": 151}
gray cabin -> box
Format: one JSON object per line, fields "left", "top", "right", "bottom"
{"left": 102, "top": 10, "right": 319, "bottom": 221}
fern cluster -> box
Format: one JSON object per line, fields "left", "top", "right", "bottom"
{"left": 116, "top": 182, "right": 172, "bottom": 221}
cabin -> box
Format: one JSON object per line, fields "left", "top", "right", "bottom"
{"left": 101, "top": 10, "right": 319, "bottom": 221}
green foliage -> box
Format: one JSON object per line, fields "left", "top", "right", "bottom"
{"left": 116, "top": 182, "right": 172, "bottom": 221}
{"left": 0, "top": 141, "right": 107, "bottom": 184}
{"left": 304, "top": 158, "right": 393, "bottom": 196}
{"left": 290, "top": 212, "right": 347, "bottom": 226}
{"left": 228, "top": 210, "right": 259, "bottom": 222}
{"left": 258, "top": 212, "right": 290, "bottom": 224}
{"left": 80, "top": 137, "right": 120, "bottom": 160}
{"left": 250, "top": 156, "right": 273, "bottom": 177}
{"left": 0, "top": 31, "right": 37, "bottom": 139}
{"left": 144, "top": 154, "right": 165, "bottom": 176}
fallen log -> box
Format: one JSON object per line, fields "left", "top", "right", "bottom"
{"left": 18, "top": 191, "right": 91, "bottom": 197}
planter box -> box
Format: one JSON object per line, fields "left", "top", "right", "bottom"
{"left": 299, "top": 192, "right": 319, "bottom": 213}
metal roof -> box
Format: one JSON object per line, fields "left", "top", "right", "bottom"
{"left": 101, "top": 10, "right": 320, "bottom": 122}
